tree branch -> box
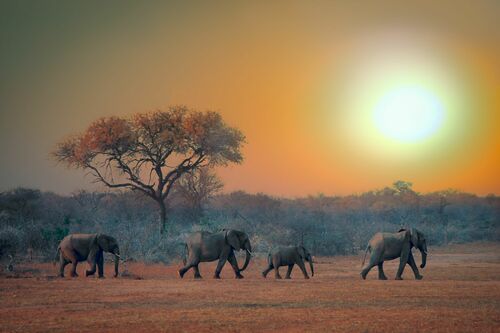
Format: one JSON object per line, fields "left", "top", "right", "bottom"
{"left": 86, "top": 164, "right": 154, "bottom": 198}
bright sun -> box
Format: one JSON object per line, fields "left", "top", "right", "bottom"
{"left": 322, "top": 32, "right": 471, "bottom": 162}
{"left": 373, "top": 86, "right": 445, "bottom": 142}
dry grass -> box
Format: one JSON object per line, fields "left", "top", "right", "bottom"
{"left": 1, "top": 242, "right": 499, "bottom": 332}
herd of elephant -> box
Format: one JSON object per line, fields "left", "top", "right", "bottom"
{"left": 55, "top": 228, "right": 428, "bottom": 280}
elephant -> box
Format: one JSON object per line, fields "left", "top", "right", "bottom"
{"left": 262, "top": 245, "right": 314, "bottom": 279}
{"left": 360, "top": 228, "right": 427, "bottom": 280}
{"left": 178, "top": 229, "right": 252, "bottom": 279}
{"left": 55, "top": 233, "right": 120, "bottom": 278}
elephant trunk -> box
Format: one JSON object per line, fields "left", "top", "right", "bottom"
{"left": 114, "top": 250, "right": 120, "bottom": 277}
{"left": 239, "top": 249, "right": 252, "bottom": 272}
{"left": 420, "top": 248, "right": 427, "bottom": 269}
{"left": 308, "top": 256, "right": 314, "bottom": 277}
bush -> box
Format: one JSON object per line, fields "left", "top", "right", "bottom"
{"left": 0, "top": 227, "right": 22, "bottom": 268}
{"left": 0, "top": 186, "right": 498, "bottom": 262}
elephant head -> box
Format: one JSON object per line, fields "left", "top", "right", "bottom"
{"left": 225, "top": 230, "right": 252, "bottom": 272}
{"left": 409, "top": 229, "right": 427, "bottom": 269}
{"left": 298, "top": 246, "right": 314, "bottom": 276}
{"left": 96, "top": 234, "right": 120, "bottom": 277}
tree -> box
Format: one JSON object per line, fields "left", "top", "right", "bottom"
{"left": 392, "top": 180, "right": 420, "bottom": 225}
{"left": 175, "top": 167, "right": 224, "bottom": 223}
{"left": 437, "top": 193, "right": 451, "bottom": 245}
{"left": 53, "top": 106, "right": 244, "bottom": 234}
{"left": 392, "top": 180, "right": 414, "bottom": 194}
{"left": 0, "top": 188, "right": 41, "bottom": 224}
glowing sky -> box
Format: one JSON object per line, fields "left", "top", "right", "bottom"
{"left": 0, "top": 1, "right": 499, "bottom": 196}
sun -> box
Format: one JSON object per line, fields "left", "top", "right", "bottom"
{"left": 373, "top": 86, "right": 445, "bottom": 142}
{"left": 316, "top": 31, "right": 474, "bottom": 165}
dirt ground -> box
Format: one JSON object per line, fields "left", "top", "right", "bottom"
{"left": 1, "top": 242, "right": 499, "bottom": 332}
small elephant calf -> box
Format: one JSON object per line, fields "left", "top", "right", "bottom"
{"left": 262, "top": 245, "right": 314, "bottom": 279}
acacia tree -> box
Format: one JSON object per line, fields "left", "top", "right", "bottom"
{"left": 175, "top": 167, "right": 224, "bottom": 223}
{"left": 53, "top": 106, "right": 244, "bottom": 234}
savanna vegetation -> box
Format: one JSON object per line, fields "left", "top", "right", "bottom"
{"left": 0, "top": 179, "right": 498, "bottom": 266}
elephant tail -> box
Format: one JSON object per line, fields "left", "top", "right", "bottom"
{"left": 53, "top": 246, "right": 60, "bottom": 266}
{"left": 361, "top": 245, "right": 371, "bottom": 267}
{"left": 182, "top": 244, "right": 188, "bottom": 266}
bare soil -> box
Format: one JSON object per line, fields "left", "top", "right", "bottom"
{"left": 1, "top": 242, "right": 499, "bottom": 332}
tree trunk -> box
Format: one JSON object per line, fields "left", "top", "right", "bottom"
{"left": 439, "top": 196, "right": 449, "bottom": 245}
{"left": 159, "top": 200, "right": 167, "bottom": 235}
{"left": 444, "top": 222, "right": 448, "bottom": 245}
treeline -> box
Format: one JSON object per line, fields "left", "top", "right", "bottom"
{"left": 0, "top": 181, "right": 499, "bottom": 264}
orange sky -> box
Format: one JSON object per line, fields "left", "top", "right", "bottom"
{"left": 0, "top": 1, "right": 499, "bottom": 196}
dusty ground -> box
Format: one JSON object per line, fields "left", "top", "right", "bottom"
{"left": 0, "top": 242, "right": 499, "bottom": 332}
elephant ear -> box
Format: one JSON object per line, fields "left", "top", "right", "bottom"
{"left": 88, "top": 234, "right": 100, "bottom": 259}
{"left": 96, "top": 234, "right": 110, "bottom": 252}
{"left": 226, "top": 230, "right": 242, "bottom": 250}
{"left": 297, "top": 246, "right": 306, "bottom": 259}
{"left": 410, "top": 228, "right": 419, "bottom": 247}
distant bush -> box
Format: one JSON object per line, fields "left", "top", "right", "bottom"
{"left": 0, "top": 183, "right": 498, "bottom": 262}
{"left": 0, "top": 226, "right": 22, "bottom": 269}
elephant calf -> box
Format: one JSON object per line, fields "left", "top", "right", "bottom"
{"left": 262, "top": 245, "right": 314, "bottom": 279}
{"left": 361, "top": 228, "right": 427, "bottom": 280}
{"left": 55, "top": 233, "right": 120, "bottom": 278}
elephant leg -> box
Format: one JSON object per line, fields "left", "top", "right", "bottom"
{"left": 377, "top": 262, "right": 388, "bottom": 280}
{"left": 97, "top": 251, "right": 104, "bottom": 278}
{"left": 407, "top": 252, "right": 423, "bottom": 280}
{"left": 71, "top": 260, "right": 79, "bottom": 277}
{"left": 179, "top": 264, "right": 201, "bottom": 279}
{"left": 361, "top": 252, "right": 379, "bottom": 280}
{"left": 193, "top": 264, "right": 202, "bottom": 279}
{"left": 64, "top": 251, "right": 79, "bottom": 277}
{"left": 285, "top": 264, "right": 294, "bottom": 279}
{"left": 214, "top": 247, "right": 232, "bottom": 279}
{"left": 179, "top": 255, "right": 200, "bottom": 278}
{"left": 262, "top": 263, "right": 273, "bottom": 278}
{"left": 274, "top": 266, "right": 282, "bottom": 279}
{"left": 227, "top": 251, "right": 244, "bottom": 279}
{"left": 296, "top": 259, "right": 309, "bottom": 279}
{"left": 360, "top": 264, "right": 373, "bottom": 279}
{"left": 272, "top": 258, "right": 282, "bottom": 279}
{"left": 59, "top": 257, "right": 69, "bottom": 278}
{"left": 86, "top": 249, "right": 100, "bottom": 277}
{"left": 214, "top": 257, "right": 228, "bottom": 279}
{"left": 396, "top": 245, "right": 411, "bottom": 280}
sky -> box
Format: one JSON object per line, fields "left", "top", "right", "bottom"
{"left": 0, "top": 1, "right": 499, "bottom": 196}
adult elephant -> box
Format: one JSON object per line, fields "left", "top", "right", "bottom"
{"left": 262, "top": 245, "right": 314, "bottom": 279}
{"left": 178, "top": 229, "right": 252, "bottom": 279}
{"left": 55, "top": 233, "right": 120, "bottom": 278}
{"left": 361, "top": 228, "right": 427, "bottom": 280}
